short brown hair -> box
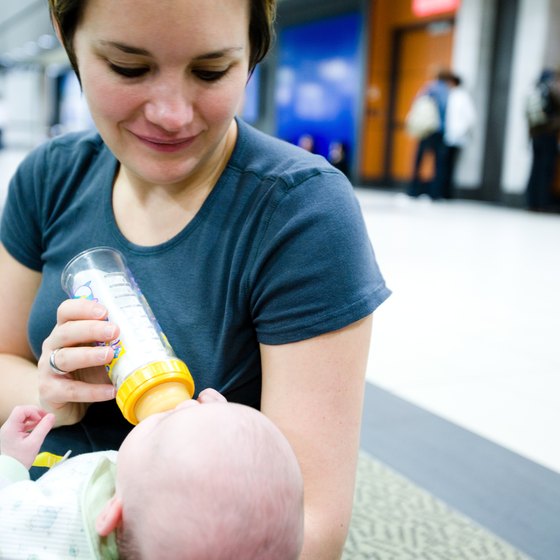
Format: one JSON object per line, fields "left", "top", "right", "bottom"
{"left": 47, "top": 0, "right": 276, "bottom": 79}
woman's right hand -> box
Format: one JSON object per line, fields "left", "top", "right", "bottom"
{"left": 37, "top": 298, "right": 120, "bottom": 427}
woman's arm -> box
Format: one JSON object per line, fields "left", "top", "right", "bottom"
{"left": 0, "top": 245, "right": 116, "bottom": 425}
{"left": 0, "top": 244, "right": 42, "bottom": 422}
{"left": 260, "top": 314, "right": 373, "bottom": 559}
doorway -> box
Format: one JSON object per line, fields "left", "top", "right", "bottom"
{"left": 386, "top": 20, "right": 454, "bottom": 186}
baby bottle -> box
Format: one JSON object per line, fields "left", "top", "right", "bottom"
{"left": 61, "top": 247, "right": 195, "bottom": 424}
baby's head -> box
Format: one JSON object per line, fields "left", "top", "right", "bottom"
{"left": 96, "top": 394, "right": 304, "bottom": 559}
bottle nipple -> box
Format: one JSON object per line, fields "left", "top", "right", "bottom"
{"left": 117, "top": 358, "right": 195, "bottom": 424}
{"left": 134, "top": 382, "right": 192, "bottom": 422}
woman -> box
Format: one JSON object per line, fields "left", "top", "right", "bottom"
{"left": 0, "top": 0, "right": 390, "bottom": 557}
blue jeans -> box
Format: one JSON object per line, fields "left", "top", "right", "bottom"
{"left": 526, "top": 132, "right": 558, "bottom": 210}
{"left": 408, "top": 131, "right": 448, "bottom": 199}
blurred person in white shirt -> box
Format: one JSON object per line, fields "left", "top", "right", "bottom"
{"left": 442, "top": 75, "right": 476, "bottom": 199}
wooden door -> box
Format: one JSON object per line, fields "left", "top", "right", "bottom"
{"left": 388, "top": 21, "right": 454, "bottom": 183}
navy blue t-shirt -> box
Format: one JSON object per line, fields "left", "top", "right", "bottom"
{"left": 1, "top": 118, "right": 390, "bottom": 458}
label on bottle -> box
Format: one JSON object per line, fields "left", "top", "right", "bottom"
{"left": 71, "top": 269, "right": 173, "bottom": 389}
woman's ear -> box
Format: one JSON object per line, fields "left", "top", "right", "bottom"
{"left": 96, "top": 495, "right": 123, "bottom": 537}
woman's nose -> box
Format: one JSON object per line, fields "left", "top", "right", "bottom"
{"left": 144, "top": 80, "right": 194, "bottom": 132}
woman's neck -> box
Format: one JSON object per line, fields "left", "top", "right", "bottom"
{"left": 112, "top": 121, "right": 237, "bottom": 246}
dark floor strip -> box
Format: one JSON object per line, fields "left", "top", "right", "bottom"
{"left": 360, "top": 382, "right": 560, "bottom": 560}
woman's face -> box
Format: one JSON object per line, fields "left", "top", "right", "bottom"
{"left": 73, "top": 0, "right": 250, "bottom": 187}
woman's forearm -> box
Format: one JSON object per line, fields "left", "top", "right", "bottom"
{"left": 260, "top": 316, "right": 372, "bottom": 560}
{"left": 299, "top": 507, "right": 352, "bottom": 559}
{"left": 0, "top": 354, "right": 38, "bottom": 423}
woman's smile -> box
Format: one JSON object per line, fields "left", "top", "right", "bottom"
{"left": 131, "top": 131, "right": 199, "bottom": 153}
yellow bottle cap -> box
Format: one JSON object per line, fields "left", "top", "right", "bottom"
{"left": 116, "top": 358, "right": 195, "bottom": 425}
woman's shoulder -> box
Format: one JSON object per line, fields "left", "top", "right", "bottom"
{"left": 34, "top": 129, "right": 105, "bottom": 162}
{"left": 232, "top": 119, "right": 342, "bottom": 189}
{"left": 16, "top": 129, "right": 105, "bottom": 175}
{"left": 15, "top": 129, "right": 114, "bottom": 194}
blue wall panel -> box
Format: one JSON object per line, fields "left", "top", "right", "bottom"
{"left": 275, "top": 11, "right": 362, "bottom": 164}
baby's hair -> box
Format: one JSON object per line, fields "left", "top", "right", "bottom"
{"left": 116, "top": 530, "right": 140, "bottom": 559}
{"left": 119, "top": 403, "right": 303, "bottom": 560}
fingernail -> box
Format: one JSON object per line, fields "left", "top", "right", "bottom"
{"left": 93, "top": 305, "right": 106, "bottom": 318}
{"left": 104, "top": 325, "right": 116, "bottom": 338}
{"left": 95, "top": 347, "right": 111, "bottom": 362}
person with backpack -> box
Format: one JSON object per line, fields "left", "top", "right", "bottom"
{"left": 406, "top": 70, "right": 455, "bottom": 200}
{"left": 525, "top": 68, "right": 560, "bottom": 212}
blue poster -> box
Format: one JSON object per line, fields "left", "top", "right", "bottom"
{"left": 275, "top": 11, "right": 362, "bottom": 170}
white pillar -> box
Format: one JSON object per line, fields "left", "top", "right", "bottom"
{"left": 451, "top": 0, "right": 497, "bottom": 190}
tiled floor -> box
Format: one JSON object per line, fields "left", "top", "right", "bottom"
{"left": 357, "top": 188, "right": 560, "bottom": 474}
{"left": 344, "top": 450, "right": 532, "bottom": 560}
{"left": 2, "top": 148, "right": 559, "bottom": 475}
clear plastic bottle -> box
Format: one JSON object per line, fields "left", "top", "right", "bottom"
{"left": 61, "top": 247, "right": 195, "bottom": 424}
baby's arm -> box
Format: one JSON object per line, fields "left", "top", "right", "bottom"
{"left": 0, "top": 405, "right": 55, "bottom": 469}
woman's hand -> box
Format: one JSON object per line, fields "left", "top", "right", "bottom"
{"left": 0, "top": 405, "right": 56, "bottom": 469}
{"left": 37, "top": 298, "right": 119, "bottom": 427}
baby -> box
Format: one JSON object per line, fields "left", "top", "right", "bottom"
{"left": 0, "top": 390, "right": 304, "bottom": 559}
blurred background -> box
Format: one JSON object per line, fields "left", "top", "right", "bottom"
{"left": 1, "top": 0, "right": 559, "bottom": 205}
{"left": 1, "top": 2, "right": 559, "bottom": 558}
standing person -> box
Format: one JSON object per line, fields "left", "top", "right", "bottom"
{"left": 296, "top": 132, "right": 316, "bottom": 153}
{"left": 407, "top": 69, "right": 454, "bottom": 200}
{"left": 0, "top": 393, "right": 304, "bottom": 559}
{"left": 442, "top": 74, "right": 476, "bottom": 199}
{"left": 525, "top": 68, "right": 560, "bottom": 212}
{"left": 328, "top": 140, "right": 350, "bottom": 177}
{"left": 0, "top": 0, "right": 391, "bottom": 557}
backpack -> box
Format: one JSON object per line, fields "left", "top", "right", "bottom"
{"left": 525, "top": 82, "right": 553, "bottom": 127}
{"left": 405, "top": 95, "right": 441, "bottom": 138}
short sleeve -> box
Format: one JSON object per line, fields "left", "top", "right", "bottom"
{"left": 0, "top": 143, "right": 48, "bottom": 271}
{"left": 249, "top": 169, "right": 391, "bottom": 344}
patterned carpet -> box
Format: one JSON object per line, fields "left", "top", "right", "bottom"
{"left": 343, "top": 452, "right": 532, "bottom": 560}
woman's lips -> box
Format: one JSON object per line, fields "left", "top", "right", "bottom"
{"left": 134, "top": 133, "right": 197, "bottom": 153}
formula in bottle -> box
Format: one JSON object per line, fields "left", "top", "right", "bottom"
{"left": 61, "top": 247, "right": 195, "bottom": 424}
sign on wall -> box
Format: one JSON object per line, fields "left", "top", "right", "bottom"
{"left": 412, "top": 0, "right": 461, "bottom": 17}
{"left": 275, "top": 11, "right": 362, "bottom": 170}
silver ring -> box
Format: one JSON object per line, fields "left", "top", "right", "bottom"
{"left": 49, "top": 348, "right": 68, "bottom": 375}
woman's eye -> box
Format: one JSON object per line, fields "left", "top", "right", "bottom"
{"left": 194, "top": 69, "right": 228, "bottom": 82}
{"left": 109, "top": 64, "right": 149, "bottom": 78}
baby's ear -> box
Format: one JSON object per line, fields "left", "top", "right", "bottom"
{"left": 96, "top": 495, "right": 123, "bottom": 537}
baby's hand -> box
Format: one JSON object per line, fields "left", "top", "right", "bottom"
{"left": 173, "top": 389, "right": 227, "bottom": 412}
{"left": 196, "top": 388, "right": 227, "bottom": 404}
{"left": 0, "top": 405, "right": 56, "bottom": 469}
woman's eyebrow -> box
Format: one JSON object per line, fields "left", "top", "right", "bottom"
{"left": 193, "top": 47, "right": 244, "bottom": 61}
{"left": 97, "top": 41, "right": 243, "bottom": 60}
{"left": 98, "top": 40, "right": 150, "bottom": 56}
